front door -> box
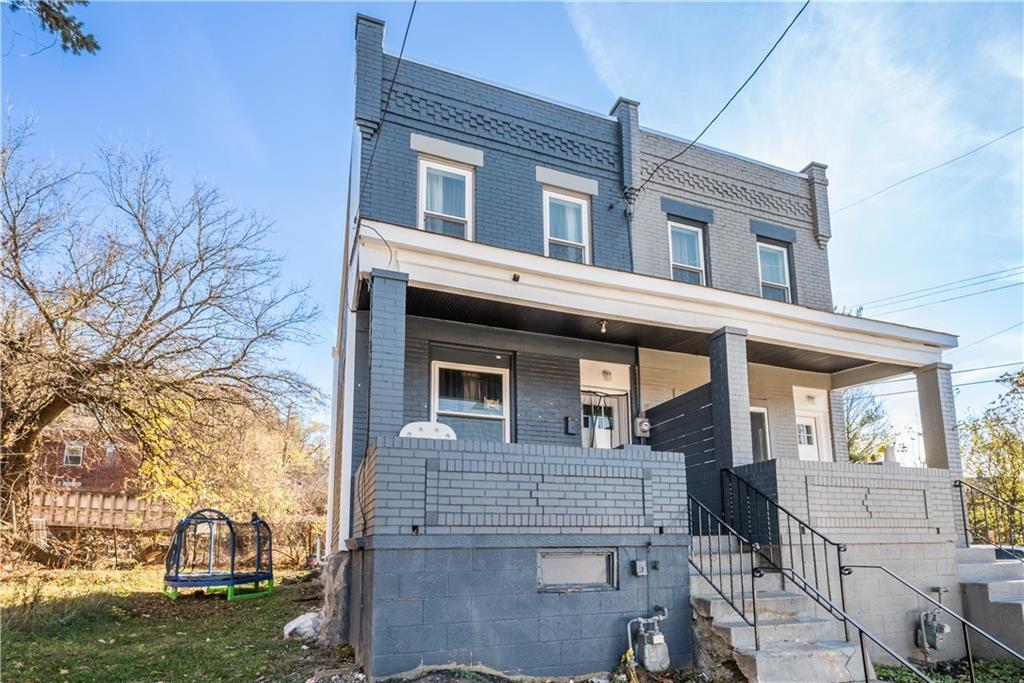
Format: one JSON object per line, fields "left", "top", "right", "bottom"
{"left": 581, "top": 391, "right": 629, "bottom": 448}
{"left": 796, "top": 414, "right": 821, "bottom": 461}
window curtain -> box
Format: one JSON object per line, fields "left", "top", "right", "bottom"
{"left": 426, "top": 168, "right": 466, "bottom": 218}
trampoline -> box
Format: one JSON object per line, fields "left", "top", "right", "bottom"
{"left": 163, "top": 508, "right": 273, "bottom": 601}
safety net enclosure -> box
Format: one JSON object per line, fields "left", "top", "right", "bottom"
{"left": 163, "top": 508, "right": 273, "bottom": 600}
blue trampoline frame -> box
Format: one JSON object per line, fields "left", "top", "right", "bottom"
{"left": 163, "top": 508, "right": 274, "bottom": 601}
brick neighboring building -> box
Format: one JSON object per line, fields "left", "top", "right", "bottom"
{"left": 30, "top": 418, "right": 173, "bottom": 535}
{"left": 322, "top": 14, "right": 1021, "bottom": 681}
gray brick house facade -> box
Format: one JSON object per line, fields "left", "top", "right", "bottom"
{"left": 328, "top": 14, "right": 973, "bottom": 679}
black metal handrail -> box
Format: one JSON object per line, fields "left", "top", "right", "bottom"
{"left": 687, "top": 494, "right": 763, "bottom": 650}
{"left": 955, "top": 479, "right": 1024, "bottom": 562}
{"left": 844, "top": 564, "right": 1024, "bottom": 682}
{"left": 789, "top": 569, "right": 933, "bottom": 682}
{"left": 721, "top": 468, "right": 850, "bottom": 637}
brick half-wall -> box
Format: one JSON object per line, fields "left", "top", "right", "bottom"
{"left": 732, "top": 459, "right": 966, "bottom": 663}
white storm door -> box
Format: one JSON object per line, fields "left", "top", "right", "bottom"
{"left": 796, "top": 414, "right": 821, "bottom": 461}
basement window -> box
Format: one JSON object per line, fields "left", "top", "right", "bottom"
{"left": 537, "top": 549, "right": 617, "bottom": 592}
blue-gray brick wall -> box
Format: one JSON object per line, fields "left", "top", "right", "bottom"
{"left": 399, "top": 316, "right": 635, "bottom": 450}
{"left": 368, "top": 271, "right": 409, "bottom": 437}
{"left": 358, "top": 53, "right": 633, "bottom": 272}
{"left": 347, "top": 436, "right": 691, "bottom": 677}
{"left": 349, "top": 540, "right": 691, "bottom": 677}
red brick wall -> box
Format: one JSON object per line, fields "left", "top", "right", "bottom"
{"left": 36, "top": 431, "right": 141, "bottom": 493}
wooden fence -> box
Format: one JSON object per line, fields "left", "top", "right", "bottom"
{"left": 31, "top": 490, "right": 176, "bottom": 531}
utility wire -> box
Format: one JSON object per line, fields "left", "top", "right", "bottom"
{"left": 832, "top": 125, "right": 1024, "bottom": 214}
{"left": 947, "top": 321, "right": 1023, "bottom": 356}
{"left": 871, "top": 361, "right": 1024, "bottom": 385}
{"left": 874, "top": 377, "right": 1009, "bottom": 398}
{"left": 872, "top": 281, "right": 1022, "bottom": 316}
{"left": 867, "top": 271, "right": 1024, "bottom": 313}
{"left": 858, "top": 266, "right": 1024, "bottom": 308}
{"left": 354, "top": 0, "right": 419, "bottom": 265}
{"left": 634, "top": 0, "right": 811, "bottom": 194}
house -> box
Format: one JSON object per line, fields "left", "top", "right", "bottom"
{"left": 30, "top": 415, "right": 173, "bottom": 541}
{"left": 325, "top": 15, "right": 1022, "bottom": 680}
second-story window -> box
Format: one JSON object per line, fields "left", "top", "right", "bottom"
{"left": 544, "top": 189, "right": 589, "bottom": 264}
{"left": 63, "top": 441, "right": 84, "bottom": 467}
{"left": 757, "top": 241, "right": 792, "bottom": 302}
{"left": 418, "top": 158, "right": 473, "bottom": 240}
{"left": 669, "top": 221, "right": 706, "bottom": 285}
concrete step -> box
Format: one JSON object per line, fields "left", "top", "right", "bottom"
{"left": 713, "top": 615, "right": 842, "bottom": 649}
{"left": 986, "top": 578, "right": 1024, "bottom": 601}
{"left": 958, "top": 559, "right": 1024, "bottom": 582}
{"left": 690, "top": 534, "right": 744, "bottom": 553}
{"left": 733, "top": 639, "right": 868, "bottom": 682}
{"left": 690, "top": 570, "right": 785, "bottom": 597}
{"left": 957, "top": 546, "right": 999, "bottom": 563}
{"left": 693, "top": 590, "right": 815, "bottom": 622}
{"left": 960, "top": 580, "right": 1024, "bottom": 658}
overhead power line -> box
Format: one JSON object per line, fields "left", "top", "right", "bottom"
{"left": 634, "top": 0, "right": 811, "bottom": 194}
{"left": 832, "top": 125, "right": 1024, "bottom": 214}
{"left": 872, "top": 281, "right": 1022, "bottom": 316}
{"left": 859, "top": 266, "right": 1024, "bottom": 309}
{"left": 872, "top": 361, "right": 1024, "bottom": 385}
{"left": 948, "top": 321, "right": 1024, "bottom": 356}
{"left": 868, "top": 271, "right": 1024, "bottom": 313}
{"left": 874, "top": 377, "right": 1010, "bottom": 398}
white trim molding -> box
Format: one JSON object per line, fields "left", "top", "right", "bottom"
{"left": 355, "top": 220, "right": 958, "bottom": 370}
{"left": 535, "top": 166, "right": 599, "bottom": 196}
{"left": 410, "top": 133, "right": 484, "bottom": 167}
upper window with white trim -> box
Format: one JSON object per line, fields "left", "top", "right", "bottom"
{"left": 431, "top": 361, "right": 510, "bottom": 442}
{"left": 418, "top": 158, "right": 473, "bottom": 240}
{"left": 544, "top": 189, "right": 589, "bottom": 264}
{"left": 63, "top": 441, "right": 84, "bottom": 466}
{"left": 669, "top": 221, "right": 706, "bottom": 285}
{"left": 757, "top": 242, "right": 792, "bottom": 302}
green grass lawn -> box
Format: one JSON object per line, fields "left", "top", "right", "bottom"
{"left": 1, "top": 567, "right": 351, "bottom": 682}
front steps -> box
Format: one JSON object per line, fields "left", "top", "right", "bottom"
{"left": 690, "top": 538, "right": 871, "bottom": 682}
{"left": 957, "top": 546, "right": 1024, "bottom": 658}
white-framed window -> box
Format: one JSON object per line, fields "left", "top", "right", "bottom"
{"left": 104, "top": 443, "right": 117, "bottom": 466}
{"left": 750, "top": 407, "right": 772, "bottom": 462}
{"left": 543, "top": 188, "right": 589, "bottom": 264}
{"left": 63, "top": 441, "right": 84, "bottom": 467}
{"left": 430, "top": 361, "right": 510, "bottom": 442}
{"left": 757, "top": 242, "right": 792, "bottom": 302}
{"left": 669, "top": 221, "right": 706, "bottom": 285}
{"left": 417, "top": 157, "right": 473, "bottom": 240}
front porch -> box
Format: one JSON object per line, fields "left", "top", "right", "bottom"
{"left": 332, "top": 222, "right": 969, "bottom": 673}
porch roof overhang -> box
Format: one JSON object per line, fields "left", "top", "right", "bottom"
{"left": 354, "top": 221, "right": 958, "bottom": 377}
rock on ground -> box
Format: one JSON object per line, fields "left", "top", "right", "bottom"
{"left": 284, "top": 611, "right": 323, "bottom": 642}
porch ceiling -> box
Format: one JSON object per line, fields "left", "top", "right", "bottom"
{"left": 397, "top": 287, "right": 871, "bottom": 374}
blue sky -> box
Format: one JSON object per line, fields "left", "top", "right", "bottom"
{"left": 4, "top": 2, "right": 1022, "bottom": 444}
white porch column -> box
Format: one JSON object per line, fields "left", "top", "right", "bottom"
{"left": 916, "top": 362, "right": 966, "bottom": 547}
{"left": 915, "top": 362, "right": 962, "bottom": 475}
{"left": 709, "top": 326, "right": 753, "bottom": 470}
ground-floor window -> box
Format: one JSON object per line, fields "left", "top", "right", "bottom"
{"left": 431, "top": 360, "right": 510, "bottom": 441}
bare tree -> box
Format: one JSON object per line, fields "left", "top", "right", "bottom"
{"left": 1, "top": 123, "right": 317, "bottom": 532}
{"left": 844, "top": 387, "right": 892, "bottom": 463}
